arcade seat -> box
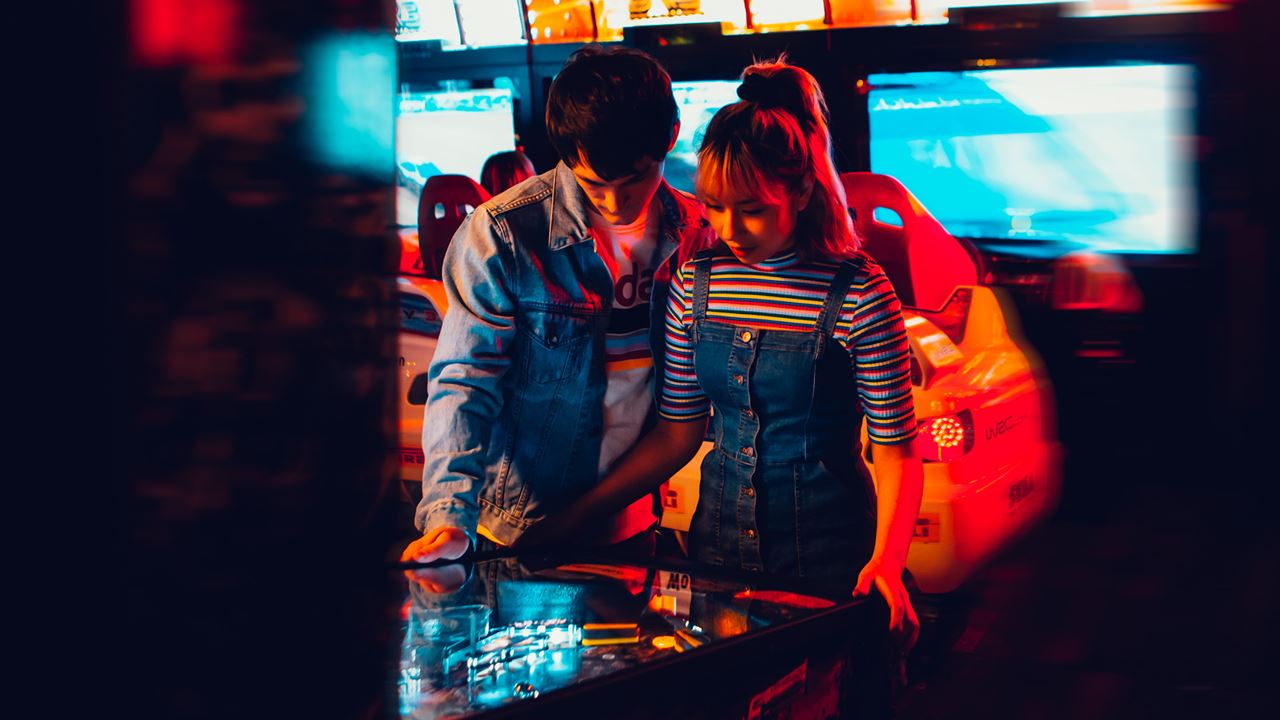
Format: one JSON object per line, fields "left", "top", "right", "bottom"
{"left": 839, "top": 172, "right": 988, "bottom": 311}
{"left": 417, "top": 174, "right": 490, "bottom": 279}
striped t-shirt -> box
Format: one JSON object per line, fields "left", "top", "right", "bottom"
{"left": 659, "top": 249, "right": 918, "bottom": 445}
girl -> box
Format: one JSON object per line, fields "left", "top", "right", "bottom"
{"left": 527, "top": 59, "right": 922, "bottom": 649}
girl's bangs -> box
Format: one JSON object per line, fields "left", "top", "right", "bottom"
{"left": 695, "top": 141, "right": 788, "bottom": 206}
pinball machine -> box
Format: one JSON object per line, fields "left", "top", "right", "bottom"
{"left": 397, "top": 548, "right": 893, "bottom": 719}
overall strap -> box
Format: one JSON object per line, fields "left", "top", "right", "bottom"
{"left": 813, "top": 260, "right": 862, "bottom": 359}
{"left": 690, "top": 249, "right": 717, "bottom": 323}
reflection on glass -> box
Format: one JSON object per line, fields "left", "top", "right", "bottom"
{"left": 868, "top": 64, "right": 1196, "bottom": 254}
{"left": 398, "top": 559, "right": 834, "bottom": 717}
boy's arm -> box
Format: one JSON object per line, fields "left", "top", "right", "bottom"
{"left": 410, "top": 207, "right": 518, "bottom": 558}
{"left": 516, "top": 417, "right": 704, "bottom": 548}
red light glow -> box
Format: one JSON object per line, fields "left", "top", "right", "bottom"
{"left": 929, "top": 416, "right": 965, "bottom": 448}
{"left": 131, "top": 0, "right": 240, "bottom": 66}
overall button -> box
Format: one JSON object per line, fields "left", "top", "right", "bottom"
{"left": 744, "top": 528, "right": 757, "bottom": 539}
{"left": 740, "top": 330, "right": 753, "bottom": 343}
{"left": 733, "top": 374, "right": 745, "bottom": 385}
{"left": 743, "top": 409, "right": 754, "bottom": 419}
{"left": 742, "top": 447, "right": 754, "bottom": 457}
{"left": 744, "top": 486, "right": 755, "bottom": 497}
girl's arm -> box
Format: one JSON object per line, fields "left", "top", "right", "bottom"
{"left": 855, "top": 440, "right": 924, "bottom": 651}
{"left": 866, "top": 441, "right": 924, "bottom": 574}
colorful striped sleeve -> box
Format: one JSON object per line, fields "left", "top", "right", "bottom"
{"left": 837, "top": 261, "right": 917, "bottom": 445}
{"left": 658, "top": 261, "right": 710, "bottom": 421}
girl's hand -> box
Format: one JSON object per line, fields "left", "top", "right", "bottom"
{"left": 853, "top": 557, "right": 921, "bottom": 653}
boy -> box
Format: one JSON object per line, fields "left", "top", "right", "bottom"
{"left": 401, "top": 47, "right": 713, "bottom": 562}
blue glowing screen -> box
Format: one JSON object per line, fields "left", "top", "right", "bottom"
{"left": 302, "top": 33, "right": 397, "bottom": 178}
{"left": 395, "top": 88, "right": 516, "bottom": 226}
{"left": 868, "top": 64, "right": 1196, "bottom": 253}
{"left": 664, "top": 80, "right": 742, "bottom": 194}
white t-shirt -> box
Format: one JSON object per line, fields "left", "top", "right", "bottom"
{"left": 588, "top": 201, "right": 661, "bottom": 542}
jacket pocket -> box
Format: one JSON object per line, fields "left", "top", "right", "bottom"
{"left": 517, "top": 305, "right": 595, "bottom": 383}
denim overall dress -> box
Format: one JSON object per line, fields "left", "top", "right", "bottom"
{"left": 686, "top": 251, "right": 878, "bottom": 585}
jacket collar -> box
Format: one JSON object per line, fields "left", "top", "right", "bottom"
{"left": 547, "top": 160, "right": 697, "bottom": 253}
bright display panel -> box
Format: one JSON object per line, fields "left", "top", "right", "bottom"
{"left": 395, "top": 0, "right": 463, "bottom": 45}
{"left": 395, "top": 88, "right": 516, "bottom": 226}
{"left": 663, "top": 80, "right": 742, "bottom": 194}
{"left": 868, "top": 64, "right": 1197, "bottom": 253}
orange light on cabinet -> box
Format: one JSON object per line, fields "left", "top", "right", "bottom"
{"left": 720, "top": 0, "right": 915, "bottom": 34}
{"left": 829, "top": 0, "right": 915, "bottom": 27}
{"left": 526, "top": 0, "right": 626, "bottom": 43}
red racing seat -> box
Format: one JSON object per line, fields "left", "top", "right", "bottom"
{"left": 416, "top": 174, "right": 491, "bottom": 279}
{"left": 840, "top": 172, "right": 985, "bottom": 312}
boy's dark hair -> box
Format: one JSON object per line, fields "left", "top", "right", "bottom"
{"left": 546, "top": 46, "right": 678, "bottom": 180}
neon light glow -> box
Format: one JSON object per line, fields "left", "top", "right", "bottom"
{"left": 929, "top": 416, "right": 965, "bottom": 448}
{"left": 131, "top": 0, "right": 240, "bottom": 66}
{"left": 915, "top": 410, "right": 975, "bottom": 462}
{"left": 301, "top": 33, "right": 396, "bottom": 178}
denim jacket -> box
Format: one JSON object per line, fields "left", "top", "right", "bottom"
{"left": 415, "top": 161, "right": 714, "bottom": 547}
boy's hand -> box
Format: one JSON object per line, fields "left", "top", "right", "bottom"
{"left": 401, "top": 526, "right": 470, "bottom": 563}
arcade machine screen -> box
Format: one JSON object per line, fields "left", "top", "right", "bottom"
{"left": 867, "top": 64, "right": 1197, "bottom": 254}
{"left": 396, "top": 87, "right": 517, "bottom": 227}
{"left": 664, "top": 80, "right": 742, "bottom": 194}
